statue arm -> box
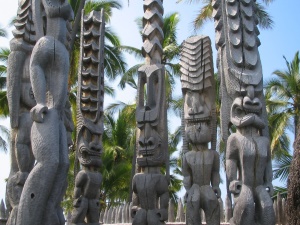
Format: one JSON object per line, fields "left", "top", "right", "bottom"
{"left": 6, "top": 51, "right": 26, "bottom": 128}
{"left": 131, "top": 177, "right": 140, "bottom": 218}
{"left": 264, "top": 142, "right": 274, "bottom": 196}
{"left": 157, "top": 176, "right": 169, "bottom": 221}
{"left": 226, "top": 136, "right": 241, "bottom": 194}
{"left": 30, "top": 52, "right": 48, "bottom": 122}
{"left": 212, "top": 151, "right": 221, "bottom": 198}
{"left": 182, "top": 153, "right": 192, "bottom": 191}
{"left": 74, "top": 171, "right": 87, "bottom": 199}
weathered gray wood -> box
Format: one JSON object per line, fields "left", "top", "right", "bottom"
{"left": 100, "top": 209, "right": 105, "bottom": 223}
{"left": 129, "top": 202, "right": 133, "bottom": 223}
{"left": 131, "top": 1, "right": 169, "bottom": 225}
{"left": 14, "top": 0, "right": 74, "bottom": 224}
{"left": 107, "top": 207, "right": 113, "bottom": 224}
{"left": 180, "top": 35, "right": 220, "bottom": 225}
{"left": 277, "top": 193, "right": 283, "bottom": 224}
{"left": 282, "top": 198, "right": 287, "bottom": 225}
{"left": 168, "top": 199, "right": 175, "bottom": 222}
{"left": 219, "top": 197, "right": 225, "bottom": 222}
{"left": 212, "top": 0, "right": 275, "bottom": 224}
{"left": 5, "top": 0, "right": 37, "bottom": 223}
{"left": 103, "top": 207, "right": 108, "bottom": 224}
{"left": 175, "top": 199, "right": 185, "bottom": 222}
{"left": 70, "top": 9, "right": 105, "bottom": 225}
{"left": 0, "top": 200, "right": 6, "bottom": 223}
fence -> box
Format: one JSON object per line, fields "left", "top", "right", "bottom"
{"left": 0, "top": 195, "right": 288, "bottom": 225}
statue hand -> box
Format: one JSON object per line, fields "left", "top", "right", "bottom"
{"left": 213, "top": 186, "right": 221, "bottom": 198}
{"left": 30, "top": 104, "right": 48, "bottom": 123}
{"left": 73, "top": 196, "right": 82, "bottom": 208}
{"left": 131, "top": 206, "right": 140, "bottom": 218}
{"left": 16, "top": 171, "right": 29, "bottom": 185}
{"left": 229, "top": 180, "right": 242, "bottom": 195}
{"left": 156, "top": 208, "right": 168, "bottom": 221}
{"left": 239, "top": 114, "right": 255, "bottom": 127}
{"left": 265, "top": 183, "right": 274, "bottom": 197}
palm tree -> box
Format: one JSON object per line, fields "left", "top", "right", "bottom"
{"left": 265, "top": 51, "right": 300, "bottom": 224}
{"left": 0, "top": 27, "right": 7, "bottom": 38}
{"left": 177, "top": 0, "right": 274, "bottom": 30}
{"left": 272, "top": 151, "right": 292, "bottom": 198}
{"left": 101, "top": 110, "right": 136, "bottom": 207}
{"left": 0, "top": 29, "right": 10, "bottom": 153}
{"left": 265, "top": 51, "right": 300, "bottom": 143}
{"left": 0, "top": 47, "right": 10, "bottom": 117}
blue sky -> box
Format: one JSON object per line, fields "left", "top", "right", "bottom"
{"left": 0, "top": 0, "right": 299, "bottom": 204}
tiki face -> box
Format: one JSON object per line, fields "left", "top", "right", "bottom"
{"left": 183, "top": 89, "right": 211, "bottom": 122}
{"left": 230, "top": 95, "right": 265, "bottom": 130}
{"left": 180, "top": 36, "right": 216, "bottom": 149}
{"left": 77, "top": 127, "right": 102, "bottom": 167}
{"left": 136, "top": 65, "right": 167, "bottom": 167}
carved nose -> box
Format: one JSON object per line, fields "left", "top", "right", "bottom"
{"left": 139, "top": 137, "right": 154, "bottom": 147}
{"left": 244, "top": 96, "right": 261, "bottom": 107}
{"left": 246, "top": 85, "right": 255, "bottom": 100}
{"left": 89, "top": 142, "right": 102, "bottom": 151}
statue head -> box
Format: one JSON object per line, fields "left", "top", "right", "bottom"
{"left": 77, "top": 127, "right": 102, "bottom": 168}
{"left": 180, "top": 36, "right": 217, "bottom": 150}
{"left": 230, "top": 93, "right": 265, "bottom": 130}
{"left": 136, "top": 65, "right": 167, "bottom": 168}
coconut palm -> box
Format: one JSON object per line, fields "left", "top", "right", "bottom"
{"left": 265, "top": 51, "right": 300, "bottom": 143}
{"left": 0, "top": 47, "right": 9, "bottom": 117}
{"left": 265, "top": 51, "right": 300, "bottom": 224}
{"left": 0, "top": 34, "right": 10, "bottom": 153}
{"left": 177, "top": 0, "right": 274, "bottom": 30}
{"left": 101, "top": 109, "right": 136, "bottom": 207}
{"left": 0, "top": 27, "right": 7, "bottom": 38}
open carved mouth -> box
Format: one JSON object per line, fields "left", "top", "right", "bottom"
{"left": 186, "top": 116, "right": 210, "bottom": 124}
{"left": 79, "top": 146, "right": 101, "bottom": 165}
{"left": 243, "top": 96, "right": 262, "bottom": 114}
{"left": 137, "top": 151, "right": 165, "bottom": 166}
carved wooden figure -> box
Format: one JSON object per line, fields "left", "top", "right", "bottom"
{"left": 15, "top": 0, "right": 74, "bottom": 224}
{"left": 180, "top": 36, "right": 220, "bottom": 225}
{"left": 5, "top": 0, "right": 36, "bottom": 224}
{"left": 70, "top": 9, "right": 105, "bottom": 225}
{"left": 212, "top": 0, "right": 275, "bottom": 224}
{"left": 131, "top": 1, "right": 169, "bottom": 224}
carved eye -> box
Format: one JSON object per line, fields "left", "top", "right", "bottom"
{"left": 139, "top": 140, "right": 144, "bottom": 148}
{"left": 236, "top": 107, "right": 243, "bottom": 115}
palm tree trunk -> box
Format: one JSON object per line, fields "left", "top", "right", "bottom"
{"left": 286, "top": 122, "right": 300, "bottom": 224}
{"left": 70, "top": 0, "right": 86, "bottom": 53}
{"left": 128, "top": 136, "right": 137, "bottom": 202}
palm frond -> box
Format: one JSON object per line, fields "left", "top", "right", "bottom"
{"left": 273, "top": 152, "right": 292, "bottom": 182}
{"left": 272, "top": 186, "right": 287, "bottom": 199}
{"left": 0, "top": 48, "right": 10, "bottom": 63}
{"left": 118, "top": 46, "right": 143, "bottom": 61}
{"left": 254, "top": 2, "right": 273, "bottom": 29}
{"left": 193, "top": 2, "right": 213, "bottom": 30}
{"left": 0, "top": 124, "right": 9, "bottom": 153}
{"left": 0, "top": 28, "right": 7, "bottom": 38}
{"left": 118, "top": 64, "right": 142, "bottom": 89}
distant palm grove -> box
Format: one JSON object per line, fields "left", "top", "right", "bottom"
{"left": 0, "top": 0, "right": 299, "bottom": 224}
